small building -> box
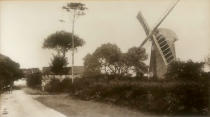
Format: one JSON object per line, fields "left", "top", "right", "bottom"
{"left": 21, "top": 68, "right": 40, "bottom": 77}
{"left": 41, "top": 66, "right": 84, "bottom": 89}
{"left": 42, "top": 66, "right": 84, "bottom": 78}
{"left": 69, "top": 66, "right": 85, "bottom": 78}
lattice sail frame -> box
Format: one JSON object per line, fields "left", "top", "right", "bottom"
{"left": 152, "top": 31, "right": 175, "bottom": 65}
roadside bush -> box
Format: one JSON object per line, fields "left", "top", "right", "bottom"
{"left": 43, "top": 72, "right": 209, "bottom": 116}
{"left": 166, "top": 60, "right": 204, "bottom": 81}
{"left": 166, "top": 83, "right": 209, "bottom": 115}
{"left": 60, "top": 78, "right": 72, "bottom": 92}
{"left": 45, "top": 78, "right": 61, "bottom": 92}
{"left": 68, "top": 77, "right": 209, "bottom": 116}
{"left": 26, "top": 72, "right": 42, "bottom": 89}
{"left": 50, "top": 55, "right": 68, "bottom": 75}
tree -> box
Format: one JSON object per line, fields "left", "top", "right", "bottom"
{"left": 83, "top": 53, "right": 101, "bottom": 77}
{"left": 62, "top": 2, "right": 87, "bottom": 83}
{"left": 50, "top": 55, "right": 68, "bottom": 75}
{"left": 43, "top": 31, "right": 85, "bottom": 57}
{"left": 165, "top": 60, "right": 204, "bottom": 80}
{"left": 93, "top": 43, "right": 122, "bottom": 75}
{"left": 126, "top": 47, "right": 148, "bottom": 77}
{"left": 62, "top": 3, "right": 87, "bottom": 16}
{"left": 26, "top": 72, "right": 42, "bottom": 89}
{"left": 83, "top": 43, "right": 148, "bottom": 77}
{"left": 0, "top": 54, "right": 22, "bottom": 89}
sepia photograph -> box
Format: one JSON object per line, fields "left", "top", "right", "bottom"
{"left": 0, "top": 0, "right": 210, "bottom": 117}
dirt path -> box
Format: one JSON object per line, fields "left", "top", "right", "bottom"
{"left": 0, "top": 90, "right": 67, "bottom": 117}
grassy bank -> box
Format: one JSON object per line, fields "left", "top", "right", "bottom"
{"left": 23, "top": 87, "right": 48, "bottom": 95}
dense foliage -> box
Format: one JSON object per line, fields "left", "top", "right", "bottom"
{"left": 83, "top": 43, "right": 148, "bottom": 78}
{"left": 83, "top": 53, "right": 101, "bottom": 77}
{"left": 0, "top": 54, "right": 22, "bottom": 90}
{"left": 45, "top": 78, "right": 61, "bottom": 93}
{"left": 44, "top": 59, "right": 209, "bottom": 116}
{"left": 165, "top": 60, "right": 204, "bottom": 80}
{"left": 26, "top": 72, "right": 42, "bottom": 89}
{"left": 62, "top": 2, "right": 87, "bottom": 13}
{"left": 43, "top": 31, "right": 85, "bottom": 75}
{"left": 126, "top": 47, "right": 148, "bottom": 77}
{"left": 44, "top": 76, "right": 209, "bottom": 116}
{"left": 43, "top": 31, "right": 85, "bottom": 57}
{"left": 50, "top": 55, "right": 68, "bottom": 75}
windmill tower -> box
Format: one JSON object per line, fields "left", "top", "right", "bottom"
{"left": 137, "top": 0, "right": 179, "bottom": 78}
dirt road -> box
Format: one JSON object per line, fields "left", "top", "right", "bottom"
{"left": 0, "top": 90, "right": 67, "bottom": 117}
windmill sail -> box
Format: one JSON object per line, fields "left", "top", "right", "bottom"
{"left": 137, "top": 12, "right": 176, "bottom": 65}
{"left": 153, "top": 31, "right": 175, "bottom": 65}
{"left": 138, "top": 0, "right": 180, "bottom": 48}
{"left": 137, "top": 12, "right": 150, "bottom": 35}
{"left": 136, "top": 12, "right": 157, "bottom": 76}
{"left": 155, "top": 32, "right": 175, "bottom": 63}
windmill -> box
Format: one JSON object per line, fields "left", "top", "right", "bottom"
{"left": 136, "top": 0, "right": 180, "bottom": 78}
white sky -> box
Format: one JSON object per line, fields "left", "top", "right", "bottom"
{"left": 0, "top": 0, "right": 209, "bottom": 69}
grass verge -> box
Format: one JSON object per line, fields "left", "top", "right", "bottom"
{"left": 34, "top": 94, "right": 147, "bottom": 117}
{"left": 22, "top": 87, "right": 48, "bottom": 95}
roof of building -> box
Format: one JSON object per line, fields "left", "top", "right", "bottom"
{"left": 42, "top": 66, "right": 84, "bottom": 75}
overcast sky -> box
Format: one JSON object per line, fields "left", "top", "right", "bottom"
{"left": 0, "top": 0, "right": 209, "bottom": 69}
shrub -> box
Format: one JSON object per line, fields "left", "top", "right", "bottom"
{"left": 45, "top": 78, "right": 61, "bottom": 92}
{"left": 159, "top": 82, "right": 209, "bottom": 115}
{"left": 166, "top": 60, "right": 204, "bottom": 80}
{"left": 43, "top": 71, "right": 209, "bottom": 116}
{"left": 68, "top": 78, "right": 209, "bottom": 116}
{"left": 50, "top": 55, "right": 68, "bottom": 75}
{"left": 60, "top": 78, "right": 72, "bottom": 92}
{"left": 26, "top": 72, "right": 42, "bottom": 89}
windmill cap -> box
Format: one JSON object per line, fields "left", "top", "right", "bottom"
{"left": 157, "top": 28, "right": 178, "bottom": 42}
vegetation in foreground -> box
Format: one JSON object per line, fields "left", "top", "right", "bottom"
{"left": 0, "top": 54, "right": 22, "bottom": 94}
{"left": 34, "top": 59, "right": 209, "bottom": 116}
{"left": 43, "top": 77, "right": 209, "bottom": 116}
